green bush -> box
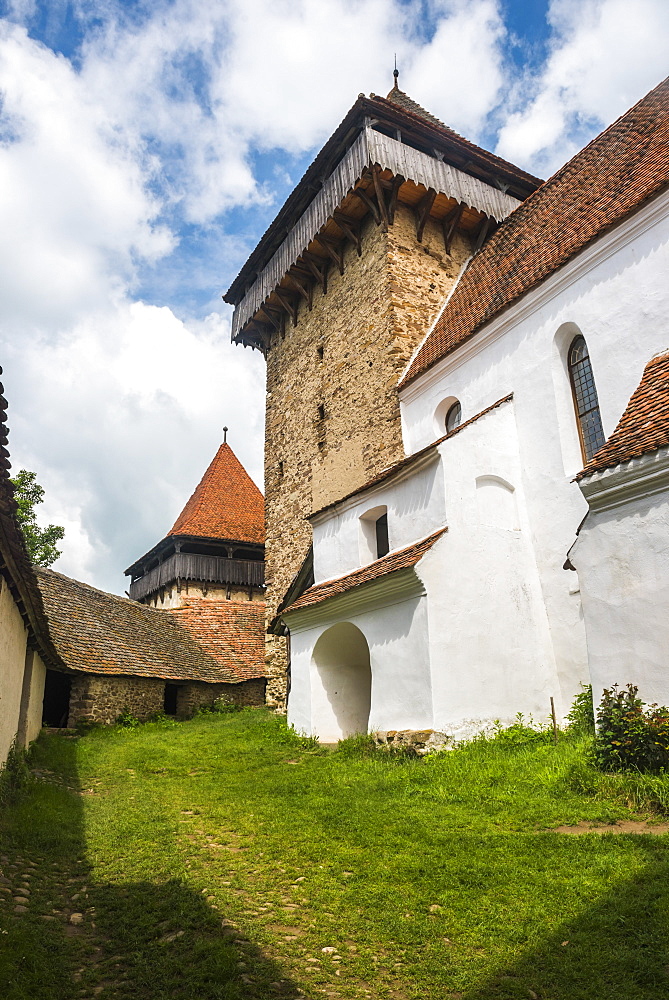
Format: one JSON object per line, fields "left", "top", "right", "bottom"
{"left": 0, "top": 735, "right": 32, "bottom": 804}
{"left": 594, "top": 683, "right": 669, "bottom": 772}
{"left": 566, "top": 684, "right": 595, "bottom": 735}
{"left": 115, "top": 709, "right": 141, "bottom": 729}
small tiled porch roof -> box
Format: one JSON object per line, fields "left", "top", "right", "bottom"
{"left": 577, "top": 350, "right": 669, "bottom": 479}
{"left": 281, "top": 528, "right": 447, "bottom": 616}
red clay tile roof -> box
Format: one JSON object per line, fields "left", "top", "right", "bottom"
{"left": 282, "top": 528, "right": 447, "bottom": 615}
{"left": 385, "top": 83, "right": 450, "bottom": 129}
{"left": 169, "top": 599, "right": 266, "bottom": 682}
{"left": 36, "top": 568, "right": 264, "bottom": 684}
{"left": 577, "top": 350, "right": 669, "bottom": 479}
{"left": 400, "top": 77, "right": 669, "bottom": 390}
{"left": 310, "top": 394, "right": 513, "bottom": 520}
{"left": 169, "top": 442, "right": 264, "bottom": 545}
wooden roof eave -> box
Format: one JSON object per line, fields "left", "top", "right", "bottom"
{"left": 230, "top": 129, "right": 519, "bottom": 343}
{"left": 224, "top": 95, "right": 541, "bottom": 308}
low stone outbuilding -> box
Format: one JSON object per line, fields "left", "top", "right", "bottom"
{"left": 36, "top": 568, "right": 266, "bottom": 727}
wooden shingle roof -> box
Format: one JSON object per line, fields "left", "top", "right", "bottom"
{"left": 400, "top": 77, "right": 669, "bottom": 389}
{"left": 577, "top": 350, "right": 669, "bottom": 479}
{"left": 36, "top": 568, "right": 265, "bottom": 684}
{"left": 169, "top": 442, "right": 264, "bottom": 545}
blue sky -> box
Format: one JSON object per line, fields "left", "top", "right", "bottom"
{"left": 0, "top": 0, "right": 667, "bottom": 593}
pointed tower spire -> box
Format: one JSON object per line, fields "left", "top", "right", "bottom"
{"left": 169, "top": 440, "right": 264, "bottom": 544}
{"left": 393, "top": 55, "right": 399, "bottom": 90}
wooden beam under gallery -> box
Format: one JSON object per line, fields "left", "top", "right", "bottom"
{"left": 414, "top": 187, "right": 437, "bottom": 242}
{"left": 286, "top": 270, "right": 314, "bottom": 311}
{"left": 442, "top": 201, "right": 465, "bottom": 256}
{"left": 301, "top": 251, "right": 330, "bottom": 294}
{"left": 275, "top": 288, "right": 300, "bottom": 327}
{"left": 352, "top": 185, "right": 381, "bottom": 226}
{"left": 314, "top": 233, "right": 346, "bottom": 276}
{"left": 258, "top": 303, "right": 285, "bottom": 337}
{"left": 333, "top": 210, "right": 363, "bottom": 256}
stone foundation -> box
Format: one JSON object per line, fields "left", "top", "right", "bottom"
{"left": 67, "top": 673, "right": 266, "bottom": 727}
{"left": 373, "top": 729, "right": 451, "bottom": 756}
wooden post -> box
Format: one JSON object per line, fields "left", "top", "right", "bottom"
{"left": 550, "top": 697, "right": 558, "bottom": 744}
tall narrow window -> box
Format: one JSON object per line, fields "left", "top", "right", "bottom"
{"left": 568, "top": 336, "right": 605, "bottom": 462}
{"left": 445, "top": 400, "right": 462, "bottom": 433}
{"left": 375, "top": 513, "right": 389, "bottom": 558}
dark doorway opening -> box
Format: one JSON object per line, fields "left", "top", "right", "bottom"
{"left": 42, "top": 670, "right": 71, "bottom": 728}
{"left": 164, "top": 683, "right": 179, "bottom": 716}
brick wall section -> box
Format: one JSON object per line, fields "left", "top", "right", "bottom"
{"left": 263, "top": 206, "right": 472, "bottom": 708}
{"left": 67, "top": 674, "right": 266, "bottom": 726}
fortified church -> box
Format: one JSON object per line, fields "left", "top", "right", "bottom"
{"left": 1, "top": 74, "right": 668, "bottom": 764}
{"left": 225, "top": 74, "right": 669, "bottom": 743}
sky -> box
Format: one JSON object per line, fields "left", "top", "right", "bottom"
{"left": 0, "top": 0, "right": 667, "bottom": 595}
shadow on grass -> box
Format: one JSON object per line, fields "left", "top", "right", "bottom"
{"left": 0, "top": 732, "right": 302, "bottom": 1000}
{"left": 460, "top": 835, "right": 669, "bottom": 1000}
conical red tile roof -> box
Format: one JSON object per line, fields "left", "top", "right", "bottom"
{"left": 168, "top": 443, "right": 264, "bottom": 545}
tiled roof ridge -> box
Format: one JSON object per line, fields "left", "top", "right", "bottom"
{"left": 38, "top": 566, "right": 144, "bottom": 609}
{"left": 282, "top": 527, "right": 447, "bottom": 615}
{"left": 577, "top": 349, "right": 669, "bottom": 480}
{"left": 384, "top": 84, "right": 450, "bottom": 129}
{"left": 400, "top": 76, "right": 669, "bottom": 389}
{"left": 310, "top": 393, "right": 513, "bottom": 519}
{"left": 168, "top": 441, "right": 265, "bottom": 545}
{"left": 372, "top": 93, "right": 540, "bottom": 185}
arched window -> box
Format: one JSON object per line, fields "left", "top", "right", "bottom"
{"left": 445, "top": 400, "right": 462, "bottom": 433}
{"left": 568, "top": 336, "right": 605, "bottom": 462}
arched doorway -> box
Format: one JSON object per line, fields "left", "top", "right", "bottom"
{"left": 312, "top": 622, "right": 371, "bottom": 741}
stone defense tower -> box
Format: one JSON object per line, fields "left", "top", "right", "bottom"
{"left": 125, "top": 437, "right": 265, "bottom": 608}
{"left": 225, "top": 80, "right": 539, "bottom": 709}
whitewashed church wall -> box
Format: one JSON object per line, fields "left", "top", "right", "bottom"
{"left": 25, "top": 652, "right": 46, "bottom": 745}
{"left": 399, "top": 190, "right": 669, "bottom": 716}
{"left": 418, "top": 404, "right": 562, "bottom": 731}
{"left": 287, "top": 591, "right": 431, "bottom": 741}
{"left": 571, "top": 467, "right": 669, "bottom": 708}
{"left": 311, "top": 459, "right": 445, "bottom": 584}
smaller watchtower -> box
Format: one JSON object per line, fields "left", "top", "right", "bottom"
{"left": 125, "top": 435, "right": 265, "bottom": 608}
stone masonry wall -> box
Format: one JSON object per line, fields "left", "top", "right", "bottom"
{"left": 68, "top": 674, "right": 165, "bottom": 727}
{"left": 263, "top": 204, "right": 473, "bottom": 709}
{"left": 67, "top": 673, "right": 266, "bottom": 726}
{"left": 176, "top": 679, "right": 266, "bottom": 717}
{"left": 147, "top": 583, "right": 264, "bottom": 609}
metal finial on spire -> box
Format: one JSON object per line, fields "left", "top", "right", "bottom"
{"left": 393, "top": 54, "right": 399, "bottom": 89}
{"left": 223, "top": 426, "right": 228, "bottom": 444}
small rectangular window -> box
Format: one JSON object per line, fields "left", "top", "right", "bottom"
{"left": 375, "top": 514, "right": 389, "bottom": 558}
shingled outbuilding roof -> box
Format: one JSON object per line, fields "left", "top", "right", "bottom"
{"left": 36, "top": 569, "right": 265, "bottom": 684}
{"left": 577, "top": 350, "right": 669, "bottom": 479}
{"left": 169, "top": 442, "right": 264, "bottom": 545}
{"left": 281, "top": 528, "right": 447, "bottom": 616}
{"left": 400, "top": 76, "right": 669, "bottom": 389}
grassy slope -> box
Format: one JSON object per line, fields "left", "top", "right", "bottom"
{"left": 1, "top": 710, "right": 669, "bottom": 1000}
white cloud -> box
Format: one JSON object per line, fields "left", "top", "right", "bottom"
{"left": 496, "top": 0, "right": 669, "bottom": 174}
{"left": 4, "top": 302, "right": 265, "bottom": 594}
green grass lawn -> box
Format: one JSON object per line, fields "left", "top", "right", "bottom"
{"left": 2, "top": 709, "right": 669, "bottom": 1000}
